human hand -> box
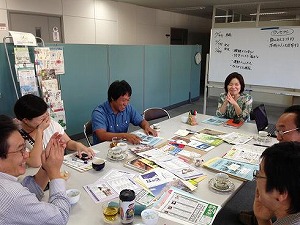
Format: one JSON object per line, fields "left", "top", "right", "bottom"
{"left": 41, "top": 132, "right": 66, "bottom": 180}
{"left": 124, "top": 133, "right": 142, "bottom": 145}
{"left": 77, "top": 145, "right": 95, "bottom": 159}
{"left": 37, "top": 115, "right": 51, "bottom": 132}
{"left": 144, "top": 126, "right": 157, "bottom": 137}
{"left": 226, "top": 92, "right": 237, "bottom": 105}
{"left": 253, "top": 188, "right": 274, "bottom": 223}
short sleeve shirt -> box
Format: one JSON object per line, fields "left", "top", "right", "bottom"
{"left": 91, "top": 101, "right": 143, "bottom": 144}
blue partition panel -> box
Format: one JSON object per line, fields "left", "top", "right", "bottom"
{"left": 170, "top": 46, "right": 192, "bottom": 105}
{"left": 0, "top": 44, "right": 17, "bottom": 116}
{"left": 144, "top": 46, "right": 170, "bottom": 109}
{"left": 60, "top": 44, "right": 108, "bottom": 135}
{"left": 108, "top": 46, "right": 144, "bottom": 114}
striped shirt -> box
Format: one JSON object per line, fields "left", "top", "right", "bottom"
{"left": 0, "top": 172, "right": 71, "bottom": 225}
{"left": 274, "top": 213, "right": 300, "bottom": 225}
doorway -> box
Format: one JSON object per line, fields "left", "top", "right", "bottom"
{"left": 8, "top": 12, "right": 63, "bottom": 43}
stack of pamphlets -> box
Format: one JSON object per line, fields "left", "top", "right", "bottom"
{"left": 218, "top": 132, "right": 253, "bottom": 145}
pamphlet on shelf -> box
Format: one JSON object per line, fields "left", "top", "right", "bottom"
{"left": 203, "top": 157, "right": 258, "bottom": 181}
{"left": 153, "top": 187, "right": 221, "bottom": 225}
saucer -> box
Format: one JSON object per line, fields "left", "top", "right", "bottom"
{"left": 107, "top": 153, "right": 127, "bottom": 161}
{"left": 208, "top": 178, "right": 235, "bottom": 193}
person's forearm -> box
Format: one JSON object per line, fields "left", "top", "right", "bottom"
{"left": 140, "top": 120, "right": 150, "bottom": 130}
{"left": 26, "top": 129, "right": 44, "bottom": 167}
{"left": 33, "top": 168, "right": 50, "bottom": 190}
{"left": 233, "top": 104, "right": 242, "bottom": 117}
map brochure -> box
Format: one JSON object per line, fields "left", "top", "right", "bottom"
{"left": 133, "top": 131, "right": 164, "bottom": 146}
{"left": 191, "top": 133, "right": 223, "bottom": 146}
{"left": 223, "top": 144, "right": 266, "bottom": 165}
{"left": 202, "top": 116, "right": 228, "bottom": 126}
{"left": 153, "top": 187, "right": 221, "bottom": 225}
{"left": 203, "top": 157, "right": 259, "bottom": 181}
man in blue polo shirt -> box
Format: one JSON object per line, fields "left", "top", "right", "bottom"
{"left": 92, "top": 80, "right": 157, "bottom": 145}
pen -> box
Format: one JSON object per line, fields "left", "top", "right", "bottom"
{"left": 253, "top": 143, "right": 269, "bottom": 148}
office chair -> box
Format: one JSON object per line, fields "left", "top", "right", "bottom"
{"left": 143, "top": 107, "right": 170, "bottom": 122}
{"left": 83, "top": 120, "right": 93, "bottom": 147}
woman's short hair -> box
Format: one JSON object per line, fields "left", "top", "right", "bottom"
{"left": 14, "top": 94, "right": 48, "bottom": 120}
{"left": 224, "top": 72, "right": 245, "bottom": 93}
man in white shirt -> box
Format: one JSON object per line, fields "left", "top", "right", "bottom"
{"left": 0, "top": 115, "right": 71, "bottom": 225}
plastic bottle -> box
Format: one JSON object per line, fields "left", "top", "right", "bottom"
{"left": 119, "top": 189, "right": 135, "bottom": 224}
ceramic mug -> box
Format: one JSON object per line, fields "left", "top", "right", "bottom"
{"left": 108, "top": 146, "right": 123, "bottom": 159}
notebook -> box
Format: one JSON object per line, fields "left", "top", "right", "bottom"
{"left": 252, "top": 104, "right": 277, "bottom": 137}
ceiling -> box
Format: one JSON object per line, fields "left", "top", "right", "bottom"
{"left": 114, "top": 0, "right": 300, "bottom": 21}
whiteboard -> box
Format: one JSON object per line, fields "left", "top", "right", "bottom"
{"left": 208, "top": 27, "right": 300, "bottom": 89}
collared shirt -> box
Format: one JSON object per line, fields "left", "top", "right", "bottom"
{"left": 216, "top": 92, "right": 253, "bottom": 121}
{"left": 274, "top": 212, "right": 300, "bottom": 225}
{"left": 0, "top": 172, "right": 71, "bottom": 225}
{"left": 92, "top": 101, "right": 143, "bottom": 144}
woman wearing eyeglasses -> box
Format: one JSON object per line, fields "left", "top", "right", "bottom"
{"left": 14, "top": 94, "right": 95, "bottom": 167}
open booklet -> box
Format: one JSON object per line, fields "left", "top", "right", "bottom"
{"left": 218, "top": 132, "right": 253, "bottom": 145}
{"left": 152, "top": 187, "right": 221, "bottom": 225}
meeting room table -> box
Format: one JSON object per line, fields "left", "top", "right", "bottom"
{"left": 25, "top": 112, "right": 278, "bottom": 225}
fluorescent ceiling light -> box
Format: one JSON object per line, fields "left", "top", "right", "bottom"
{"left": 250, "top": 11, "right": 287, "bottom": 16}
{"left": 215, "top": 15, "right": 233, "bottom": 18}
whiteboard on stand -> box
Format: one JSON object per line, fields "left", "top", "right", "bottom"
{"left": 208, "top": 27, "right": 300, "bottom": 89}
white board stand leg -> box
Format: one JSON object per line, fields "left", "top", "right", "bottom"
{"left": 203, "top": 53, "right": 209, "bottom": 115}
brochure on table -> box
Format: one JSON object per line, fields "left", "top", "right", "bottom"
{"left": 218, "top": 132, "right": 253, "bottom": 145}
{"left": 223, "top": 144, "right": 266, "bottom": 165}
{"left": 133, "top": 131, "right": 164, "bottom": 146}
{"left": 153, "top": 187, "right": 221, "bottom": 225}
{"left": 202, "top": 116, "right": 228, "bottom": 126}
{"left": 63, "top": 150, "right": 99, "bottom": 172}
{"left": 136, "top": 149, "right": 204, "bottom": 180}
{"left": 191, "top": 133, "right": 223, "bottom": 146}
{"left": 203, "top": 157, "right": 258, "bottom": 181}
{"left": 83, "top": 169, "right": 141, "bottom": 203}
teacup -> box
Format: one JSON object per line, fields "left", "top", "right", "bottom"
{"left": 117, "top": 142, "right": 128, "bottom": 153}
{"left": 92, "top": 158, "right": 105, "bottom": 171}
{"left": 214, "top": 173, "right": 229, "bottom": 189}
{"left": 108, "top": 146, "right": 123, "bottom": 159}
{"left": 257, "top": 131, "right": 270, "bottom": 143}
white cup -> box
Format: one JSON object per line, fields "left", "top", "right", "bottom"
{"left": 215, "top": 173, "right": 229, "bottom": 189}
{"left": 108, "top": 146, "right": 122, "bottom": 159}
{"left": 258, "top": 131, "right": 270, "bottom": 143}
{"left": 117, "top": 142, "right": 128, "bottom": 153}
{"left": 181, "top": 116, "right": 188, "bottom": 123}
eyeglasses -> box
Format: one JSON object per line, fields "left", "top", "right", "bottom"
{"left": 253, "top": 170, "right": 267, "bottom": 180}
{"left": 7, "top": 145, "right": 27, "bottom": 157}
{"left": 275, "top": 128, "right": 299, "bottom": 137}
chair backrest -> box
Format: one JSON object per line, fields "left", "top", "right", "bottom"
{"left": 83, "top": 120, "right": 93, "bottom": 147}
{"left": 143, "top": 107, "right": 170, "bottom": 122}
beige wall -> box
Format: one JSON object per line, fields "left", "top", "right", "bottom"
{"left": 0, "top": 0, "right": 212, "bottom": 44}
